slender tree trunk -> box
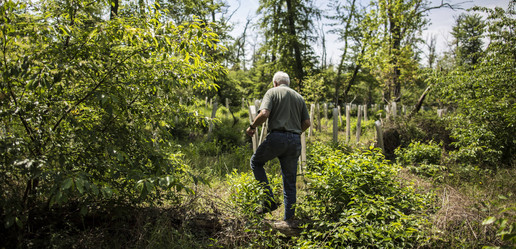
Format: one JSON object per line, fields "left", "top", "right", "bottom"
{"left": 342, "top": 43, "right": 365, "bottom": 100}
{"left": 110, "top": 0, "right": 119, "bottom": 20}
{"left": 387, "top": 2, "right": 401, "bottom": 102}
{"left": 139, "top": 0, "right": 145, "bottom": 16}
{"left": 271, "top": 5, "right": 278, "bottom": 63}
{"left": 343, "top": 64, "right": 361, "bottom": 99}
{"left": 334, "top": 0, "right": 357, "bottom": 105}
{"left": 286, "top": 0, "right": 304, "bottom": 91}
{"left": 321, "top": 25, "right": 327, "bottom": 69}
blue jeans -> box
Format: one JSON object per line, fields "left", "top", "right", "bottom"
{"left": 250, "top": 131, "right": 301, "bottom": 220}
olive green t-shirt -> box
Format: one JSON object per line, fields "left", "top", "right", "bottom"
{"left": 259, "top": 84, "right": 310, "bottom": 134}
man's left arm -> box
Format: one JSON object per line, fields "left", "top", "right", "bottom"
{"left": 246, "top": 109, "right": 270, "bottom": 137}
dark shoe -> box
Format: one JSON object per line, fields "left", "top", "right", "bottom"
{"left": 255, "top": 201, "right": 279, "bottom": 215}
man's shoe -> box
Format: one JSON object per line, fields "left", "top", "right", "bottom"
{"left": 256, "top": 201, "right": 279, "bottom": 215}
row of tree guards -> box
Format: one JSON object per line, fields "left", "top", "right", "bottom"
{"left": 193, "top": 97, "right": 447, "bottom": 173}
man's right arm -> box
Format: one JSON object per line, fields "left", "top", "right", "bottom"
{"left": 301, "top": 119, "right": 311, "bottom": 132}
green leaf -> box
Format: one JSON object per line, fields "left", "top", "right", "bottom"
{"left": 75, "top": 178, "right": 85, "bottom": 194}
{"left": 482, "top": 216, "right": 497, "bottom": 225}
{"left": 101, "top": 187, "right": 113, "bottom": 198}
{"left": 15, "top": 217, "right": 23, "bottom": 228}
{"left": 62, "top": 178, "right": 73, "bottom": 190}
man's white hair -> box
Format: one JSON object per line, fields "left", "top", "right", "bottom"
{"left": 273, "top": 71, "right": 290, "bottom": 86}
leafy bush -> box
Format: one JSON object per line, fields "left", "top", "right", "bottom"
{"left": 388, "top": 112, "right": 452, "bottom": 149}
{"left": 298, "top": 143, "right": 432, "bottom": 248}
{"left": 482, "top": 197, "right": 516, "bottom": 249}
{"left": 226, "top": 170, "right": 281, "bottom": 219}
{"left": 447, "top": 119, "right": 504, "bottom": 167}
{"left": 351, "top": 119, "right": 376, "bottom": 135}
{"left": 397, "top": 140, "right": 444, "bottom": 181}
{"left": 395, "top": 141, "right": 441, "bottom": 165}
{"left": 212, "top": 118, "right": 245, "bottom": 152}
{"left": 433, "top": 6, "right": 516, "bottom": 167}
{"left": 0, "top": 1, "right": 224, "bottom": 239}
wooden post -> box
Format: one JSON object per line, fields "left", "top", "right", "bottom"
{"left": 254, "top": 99, "right": 260, "bottom": 110}
{"left": 209, "top": 101, "right": 218, "bottom": 133}
{"left": 356, "top": 105, "right": 362, "bottom": 143}
{"left": 309, "top": 104, "right": 315, "bottom": 139}
{"left": 375, "top": 120, "right": 385, "bottom": 154}
{"left": 363, "top": 104, "right": 368, "bottom": 121}
{"left": 248, "top": 105, "right": 258, "bottom": 152}
{"left": 437, "top": 109, "right": 446, "bottom": 118}
{"left": 317, "top": 103, "right": 321, "bottom": 132}
{"left": 392, "top": 102, "right": 397, "bottom": 117}
{"left": 385, "top": 105, "right": 390, "bottom": 119}
{"left": 300, "top": 132, "right": 306, "bottom": 173}
{"left": 346, "top": 104, "right": 351, "bottom": 143}
{"left": 259, "top": 121, "right": 268, "bottom": 145}
{"left": 337, "top": 105, "right": 342, "bottom": 126}
{"left": 324, "top": 103, "right": 328, "bottom": 120}
{"left": 226, "top": 98, "right": 230, "bottom": 110}
{"left": 333, "top": 108, "right": 339, "bottom": 143}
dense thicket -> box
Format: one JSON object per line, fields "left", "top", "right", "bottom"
{"left": 0, "top": 0, "right": 224, "bottom": 243}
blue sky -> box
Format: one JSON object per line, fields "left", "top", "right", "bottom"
{"left": 225, "top": 0, "right": 510, "bottom": 66}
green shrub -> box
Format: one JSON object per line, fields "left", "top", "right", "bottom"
{"left": 482, "top": 196, "right": 516, "bottom": 249}
{"left": 395, "top": 141, "right": 442, "bottom": 165}
{"left": 351, "top": 119, "right": 376, "bottom": 135}
{"left": 226, "top": 170, "right": 281, "bottom": 219}
{"left": 447, "top": 119, "right": 504, "bottom": 167}
{"left": 212, "top": 118, "right": 245, "bottom": 152}
{"left": 298, "top": 143, "right": 432, "bottom": 248}
{"left": 395, "top": 141, "right": 444, "bottom": 179}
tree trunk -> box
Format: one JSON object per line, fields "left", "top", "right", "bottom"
{"left": 110, "top": 0, "right": 119, "bottom": 20}
{"left": 334, "top": 0, "right": 357, "bottom": 106}
{"left": 388, "top": 2, "right": 401, "bottom": 102}
{"left": 286, "top": 0, "right": 304, "bottom": 91}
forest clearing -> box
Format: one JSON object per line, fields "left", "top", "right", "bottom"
{"left": 1, "top": 0, "right": 515, "bottom": 248}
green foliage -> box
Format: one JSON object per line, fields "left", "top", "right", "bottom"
{"left": 433, "top": 6, "right": 516, "bottom": 167}
{"left": 302, "top": 75, "right": 329, "bottom": 103}
{"left": 351, "top": 118, "right": 376, "bottom": 135}
{"left": 395, "top": 141, "right": 445, "bottom": 179}
{"left": 0, "top": 0, "right": 225, "bottom": 234}
{"left": 298, "top": 142, "right": 432, "bottom": 248}
{"left": 482, "top": 195, "right": 516, "bottom": 249}
{"left": 227, "top": 170, "right": 281, "bottom": 219}
{"left": 361, "top": 0, "right": 428, "bottom": 102}
{"left": 395, "top": 141, "right": 441, "bottom": 165}
{"left": 447, "top": 119, "right": 504, "bottom": 167}
{"left": 388, "top": 111, "right": 452, "bottom": 149}
{"left": 211, "top": 116, "right": 245, "bottom": 152}
{"left": 256, "top": 0, "right": 320, "bottom": 90}
{"left": 451, "top": 13, "right": 485, "bottom": 66}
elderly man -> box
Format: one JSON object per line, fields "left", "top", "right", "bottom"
{"left": 246, "top": 71, "right": 310, "bottom": 221}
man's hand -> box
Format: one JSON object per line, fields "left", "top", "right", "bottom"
{"left": 246, "top": 126, "right": 256, "bottom": 137}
